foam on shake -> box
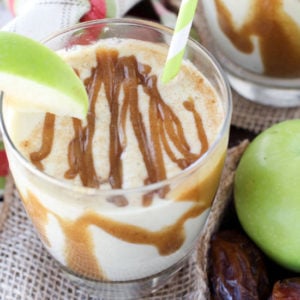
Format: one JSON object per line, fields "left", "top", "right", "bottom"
{"left": 8, "top": 39, "right": 224, "bottom": 194}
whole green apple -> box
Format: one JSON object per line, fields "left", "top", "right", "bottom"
{"left": 234, "top": 119, "right": 300, "bottom": 272}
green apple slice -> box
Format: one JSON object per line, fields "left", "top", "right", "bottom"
{"left": 0, "top": 31, "right": 88, "bottom": 119}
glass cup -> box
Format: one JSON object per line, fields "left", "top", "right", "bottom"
{"left": 202, "top": 0, "right": 300, "bottom": 107}
{"left": 0, "top": 19, "right": 232, "bottom": 299}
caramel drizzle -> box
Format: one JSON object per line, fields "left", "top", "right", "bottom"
{"left": 30, "top": 113, "right": 55, "bottom": 171}
{"left": 215, "top": 0, "right": 300, "bottom": 77}
{"left": 23, "top": 189, "right": 216, "bottom": 280}
{"left": 22, "top": 48, "right": 225, "bottom": 281}
{"left": 21, "top": 155, "right": 225, "bottom": 280}
{"left": 30, "top": 48, "right": 209, "bottom": 192}
{"left": 24, "top": 192, "right": 104, "bottom": 280}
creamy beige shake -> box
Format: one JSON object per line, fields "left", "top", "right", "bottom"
{"left": 3, "top": 38, "right": 228, "bottom": 282}
{"left": 202, "top": 0, "right": 300, "bottom": 106}
{"left": 203, "top": 0, "right": 300, "bottom": 77}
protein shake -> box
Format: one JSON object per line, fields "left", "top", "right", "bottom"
{"left": 202, "top": 0, "right": 300, "bottom": 106}
{"left": 1, "top": 19, "right": 231, "bottom": 297}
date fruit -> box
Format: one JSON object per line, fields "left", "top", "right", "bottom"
{"left": 271, "top": 278, "right": 300, "bottom": 299}
{"left": 209, "top": 230, "right": 270, "bottom": 300}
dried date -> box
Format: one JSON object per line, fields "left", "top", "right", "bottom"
{"left": 271, "top": 278, "right": 300, "bottom": 299}
{"left": 208, "top": 230, "right": 270, "bottom": 300}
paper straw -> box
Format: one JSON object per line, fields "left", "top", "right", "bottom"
{"left": 161, "top": 0, "right": 198, "bottom": 84}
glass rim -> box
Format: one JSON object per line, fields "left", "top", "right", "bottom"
{"left": 0, "top": 18, "right": 232, "bottom": 196}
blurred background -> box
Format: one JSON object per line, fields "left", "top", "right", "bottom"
{"left": 0, "top": 1, "right": 13, "bottom": 27}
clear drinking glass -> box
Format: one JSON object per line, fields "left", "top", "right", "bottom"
{"left": 202, "top": 0, "right": 300, "bottom": 107}
{"left": 0, "top": 19, "right": 232, "bottom": 299}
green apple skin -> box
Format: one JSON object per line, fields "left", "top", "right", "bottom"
{"left": 234, "top": 119, "right": 300, "bottom": 272}
{"left": 0, "top": 32, "right": 88, "bottom": 118}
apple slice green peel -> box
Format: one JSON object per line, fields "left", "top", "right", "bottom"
{"left": 0, "top": 31, "right": 88, "bottom": 119}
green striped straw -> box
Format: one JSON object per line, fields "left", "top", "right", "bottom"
{"left": 162, "top": 0, "right": 198, "bottom": 84}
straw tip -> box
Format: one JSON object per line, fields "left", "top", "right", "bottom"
{"left": 161, "top": 63, "right": 179, "bottom": 84}
{"left": 161, "top": 73, "right": 174, "bottom": 85}
{"left": 161, "top": 48, "right": 186, "bottom": 84}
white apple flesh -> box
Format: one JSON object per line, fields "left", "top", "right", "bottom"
{"left": 0, "top": 32, "right": 88, "bottom": 119}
